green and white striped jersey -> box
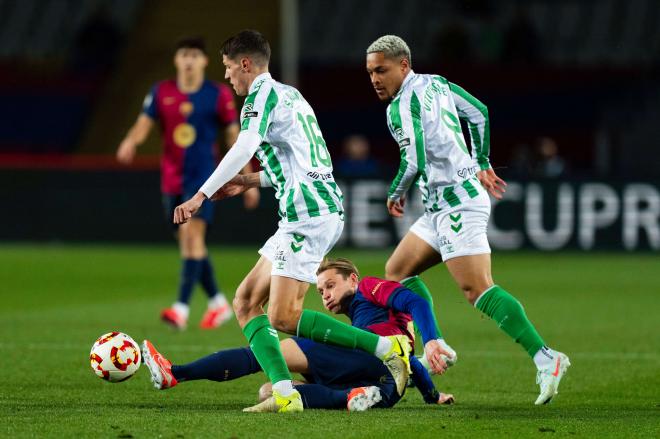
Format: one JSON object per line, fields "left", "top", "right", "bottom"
{"left": 240, "top": 73, "right": 343, "bottom": 222}
{"left": 386, "top": 70, "right": 490, "bottom": 212}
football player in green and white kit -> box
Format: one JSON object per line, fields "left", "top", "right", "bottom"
{"left": 174, "top": 30, "right": 422, "bottom": 413}
{"left": 365, "top": 35, "right": 570, "bottom": 405}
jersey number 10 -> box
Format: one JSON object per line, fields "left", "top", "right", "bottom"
{"left": 297, "top": 113, "right": 331, "bottom": 167}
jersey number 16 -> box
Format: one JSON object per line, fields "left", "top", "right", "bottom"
{"left": 297, "top": 113, "right": 331, "bottom": 167}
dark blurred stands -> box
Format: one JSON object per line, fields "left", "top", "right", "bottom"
{"left": 296, "top": 0, "right": 660, "bottom": 180}
{"left": 0, "top": 0, "right": 141, "bottom": 155}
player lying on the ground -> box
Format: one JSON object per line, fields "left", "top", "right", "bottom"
{"left": 142, "top": 258, "right": 455, "bottom": 411}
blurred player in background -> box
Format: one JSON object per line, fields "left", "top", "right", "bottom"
{"left": 365, "top": 35, "right": 570, "bottom": 405}
{"left": 117, "top": 37, "right": 259, "bottom": 330}
{"left": 141, "top": 257, "right": 453, "bottom": 411}
{"left": 174, "top": 30, "right": 415, "bottom": 413}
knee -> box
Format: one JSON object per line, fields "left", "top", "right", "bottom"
{"left": 232, "top": 294, "right": 253, "bottom": 321}
{"left": 267, "top": 305, "right": 301, "bottom": 334}
{"left": 459, "top": 281, "right": 493, "bottom": 305}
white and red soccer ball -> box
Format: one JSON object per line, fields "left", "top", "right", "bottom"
{"left": 90, "top": 332, "right": 141, "bottom": 382}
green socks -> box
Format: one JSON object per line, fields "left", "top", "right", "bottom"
{"left": 401, "top": 276, "right": 444, "bottom": 339}
{"left": 475, "top": 285, "right": 545, "bottom": 357}
{"left": 297, "top": 309, "right": 380, "bottom": 354}
{"left": 242, "top": 314, "right": 291, "bottom": 384}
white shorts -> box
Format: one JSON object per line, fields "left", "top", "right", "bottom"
{"left": 410, "top": 191, "right": 491, "bottom": 261}
{"left": 259, "top": 213, "right": 344, "bottom": 283}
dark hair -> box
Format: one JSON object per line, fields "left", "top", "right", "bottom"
{"left": 221, "top": 29, "right": 270, "bottom": 65}
{"left": 175, "top": 36, "right": 207, "bottom": 54}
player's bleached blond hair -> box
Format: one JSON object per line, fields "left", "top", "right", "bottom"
{"left": 366, "top": 35, "right": 412, "bottom": 65}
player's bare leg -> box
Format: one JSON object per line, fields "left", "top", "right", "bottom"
{"left": 385, "top": 231, "right": 442, "bottom": 281}
{"left": 233, "top": 258, "right": 303, "bottom": 412}
{"left": 446, "top": 253, "right": 570, "bottom": 404}
{"left": 443, "top": 254, "right": 493, "bottom": 304}
{"left": 267, "top": 275, "right": 309, "bottom": 333}
{"left": 232, "top": 256, "right": 272, "bottom": 327}
{"left": 385, "top": 232, "right": 456, "bottom": 366}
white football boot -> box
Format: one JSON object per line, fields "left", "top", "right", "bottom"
{"left": 535, "top": 351, "right": 571, "bottom": 405}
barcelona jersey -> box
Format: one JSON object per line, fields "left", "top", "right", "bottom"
{"left": 142, "top": 79, "right": 238, "bottom": 195}
{"left": 347, "top": 276, "right": 415, "bottom": 344}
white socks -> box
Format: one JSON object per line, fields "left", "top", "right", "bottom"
{"left": 533, "top": 346, "right": 556, "bottom": 369}
{"left": 173, "top": 302, "right": 190, "bottom": 319}
{"left": 272, "top": 380, "right": 296, "bottom": 397}
{"left": 208, "top": 293, "right": 229, "bottom": 310}
{"left": 374, "top": 337, "right": 393, "bottom": 359}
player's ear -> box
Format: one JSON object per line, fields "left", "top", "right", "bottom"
{"left": 240, "top": 57, "right": 250, "bottom": 72}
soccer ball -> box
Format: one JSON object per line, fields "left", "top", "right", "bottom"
{"left": 89, "top": 331, "right": 141, "bottom": 382}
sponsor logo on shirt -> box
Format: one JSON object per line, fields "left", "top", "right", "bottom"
{"left": 306, "top": 171, "right": 333, "bottom": 181}
{"left": 242, "top": 103, "right": 259, "bottom": 118}
{"left": 394, "top": 128, "right": 410, "bottom": 147}
{"left": 370, "top": 281, "right": 385, "bottom": 296}
{"left": 457, "top": 166, "right": 477, "bottom": 179}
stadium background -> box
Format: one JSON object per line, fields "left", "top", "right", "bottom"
{"left": 1, "top": 1, "right": 658, "bottom": 438}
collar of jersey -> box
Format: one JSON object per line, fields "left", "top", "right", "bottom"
{"left": 393, "top": 69, "right": 416, "bottom": 99}
{"left": 249, "top": 72, "right": 273, "bottom": 94}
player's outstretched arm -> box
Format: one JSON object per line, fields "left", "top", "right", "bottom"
{"left": 390, "top": 289, "right": 450, "bottom": 374}
{"left": 116, "top": 114, "right": 154, "bottom": 164}
{"left": 198, "top": 131, "right": 261, "bottom": 198}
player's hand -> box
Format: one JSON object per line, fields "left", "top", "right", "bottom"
{"left": 386, "top": 196, "right": 406, "bottom": 218}
{"left": 116, "top": 139, "right": 136, "bottom": 165}
{"left": 424, "top": 340, "right": 449, "bottom": 375}
{"left": 242, "top": 187, "right": 260, "bottom": 210}
{"left": 209, "top": 175, "right": 249, "bottom": 201}
{"left": 173, "top": 192, "right": 206, "bottom": 224}
{"left": 437, "top": 393, "right": 455, "bottom": 405}
{"left": 476, "top": 168, "right": 507, "bottom": 200}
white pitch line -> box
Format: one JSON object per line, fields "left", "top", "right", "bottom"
{"left": 1, "top": 343, "right": 658, "bottom": 361}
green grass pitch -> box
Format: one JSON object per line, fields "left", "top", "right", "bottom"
{"left": 0, "top": 245, "right": 658, "bottom": 438}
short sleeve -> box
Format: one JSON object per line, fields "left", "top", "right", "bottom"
{"left": 142, "top": 83, "right": 159, "bottom": 120}
{"left": 240, "top": 82, "right": 278, "bottom": 139}
{"left": 216, "top": 84, "right": 238, "bottom": 126}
